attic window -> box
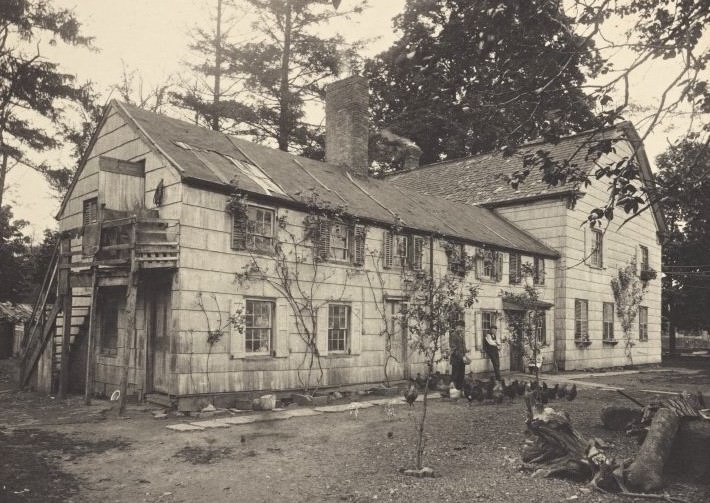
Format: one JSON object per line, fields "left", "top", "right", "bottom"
{"left": 83, "top": 198, "right": 98, "bottom": 226}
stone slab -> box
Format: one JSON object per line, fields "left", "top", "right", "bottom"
{"left": 281, "top": 408, "right": 322, "bottom": 418}
{"left": 191, "top": 419, "right": 231, "bottom": 428}
{"left": 314, "top": 401, "right": 375, "bottom": 413}
{"left": 166, "top": 423, "right": 205, "bottom": 432}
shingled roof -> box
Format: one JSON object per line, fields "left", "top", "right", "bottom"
{"left": 113, "top": 101, "right": 557, "bottom": 258}
{"left": 387, "top": 125, "right": 630, "bottom": 207}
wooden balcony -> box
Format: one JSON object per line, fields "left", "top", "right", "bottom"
{"left": 72, "top": 216, "right": 179, "bottom": 272}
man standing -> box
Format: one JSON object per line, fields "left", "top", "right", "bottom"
{"left": 449, "top": 319, "right": 468, "bottom": 390}
{"left": 484, "top": 325, "right": 502, "bottom": 381}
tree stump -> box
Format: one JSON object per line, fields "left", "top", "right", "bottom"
{"left": 600, "top": 405, "right": 642, "bottom": 431}
{"left": 626, "top": 408, "right": 680, "bottom": 492}
{"left": 668, "top": 419, "right": 710, "bottom": 483}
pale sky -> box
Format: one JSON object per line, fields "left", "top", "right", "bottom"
{"left": 6, "top": 0, "right": 698, "bottom": 238}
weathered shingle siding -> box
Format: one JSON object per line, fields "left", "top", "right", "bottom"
{"left": 561, "top": 141, "right": 661, "bottom": 369}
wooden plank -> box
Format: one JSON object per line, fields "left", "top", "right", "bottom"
{"left": 99, "top": 157, "right": 145, "bottom": 176}
{"left": 57, "top": 238, "right": 73, "bottom": 399}
{"left": 118, "top": 224, "right": 138, "bottom": 415}
{"left": 84, "top": 270, "right": 98, "bottom": 404}
{"left": 21, "top": 303, "right": 62, "bottom": 386}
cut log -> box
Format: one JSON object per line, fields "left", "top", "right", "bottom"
{"left": 600, "top": 406, "right": 643, "bottom": 431}
{"left": 626, "top": 408, "right": 680, "bottom": 493}
{"left": 668, "top": 419, "right": 710, "bottom": 483}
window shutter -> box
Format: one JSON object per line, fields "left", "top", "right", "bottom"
{"left": 538, "top": 258, "right": 546, "bottom": 285}
{"left": 383, "top": 231, "right": 393, "bottom": 269}
{"left": 495, "top": 252, "right": 504, "bottom": 282}
{"left": 232, "top": 214, "right": 247, "bottom": 250}
{"left": 413, "top": 237, "right": 424, "bottom": 271}
{"left": 352, "top": 225, "right": 366, "bottom": 266}
{"left": 317, "top": 220, "right": 330, "bottom": 261}
{"left": 275, "top": 300, "right": 290, "bottom": 357}
{"left": 475, "top": 310, "right": 482, "bottom": 353}
{"left": 473, "top": 250, "right": 480, "bottom": 279}
{"left": 350, "top": 302, "right": 362, "bottom": 355}
{"left": 316, "top": 306, "right": 328, "bottom": 357}
{"left": 230, "top": 296, "right": 246, "bottom": 358}
{"left": 544, "top": 310, "right": 552, "bottom": 346}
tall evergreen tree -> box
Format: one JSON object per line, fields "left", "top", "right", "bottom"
{"left": 0, "top": 0, "right": 93, "bottom": 207}
{"left": 366, "top": 0, "right": 602, "bottom": 170}
{"left": 0, "top": 206, "right": 31, "bottom": 302}
{"left": 177, "top": 0, "right": 366, "bottom": 157}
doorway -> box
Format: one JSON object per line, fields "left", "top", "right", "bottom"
{"left": 146, "top": 282, "right": 171, "bottom": 394}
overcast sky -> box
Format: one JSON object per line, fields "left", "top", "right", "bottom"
{"left": 6, "top": 0, "right": 694, "bottom": 238}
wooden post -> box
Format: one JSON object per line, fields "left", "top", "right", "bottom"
{"left": 83, "top": 268, "right": 98, "bottom": 405}
{"left": 118, "top": 221, "right": 138, "bottom": 415}
{"left": 57, "top": 237, "right": 72, "bottom": 399}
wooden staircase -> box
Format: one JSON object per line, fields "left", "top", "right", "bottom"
{"left": 51, "top": 291, "right": 91, "bottom": 391}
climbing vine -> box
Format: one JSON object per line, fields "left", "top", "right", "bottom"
{"left": 611, "top": 258, "right": 648, "bottom": 367}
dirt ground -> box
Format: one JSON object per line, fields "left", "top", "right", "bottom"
{"left": 1, "top": 357, "right": 709, "bottom": 503}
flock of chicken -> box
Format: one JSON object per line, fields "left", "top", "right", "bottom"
{"left": 404, "top": 372, "right": 578, "bottom": 406}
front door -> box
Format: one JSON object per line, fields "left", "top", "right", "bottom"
{"left": 387, "top": 301, "right": 410, "bottom": 380}
{"left": 147, "top": 283, "right": 171, "bottom": 394}
{"left": 507, "top": 312, "right": 525, "bottom": 372}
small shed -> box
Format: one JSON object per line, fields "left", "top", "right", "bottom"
{"left": 0, "top": 302, "right": 32, "bottom": 359}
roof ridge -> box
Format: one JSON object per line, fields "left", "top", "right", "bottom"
{"left": 387, "top": 121, "right": 630, "bottom": 177}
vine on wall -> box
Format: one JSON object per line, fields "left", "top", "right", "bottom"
{"left": 611, "top": 257, "right": 648, "bottom": 367}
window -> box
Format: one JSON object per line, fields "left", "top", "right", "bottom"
{"left": 590, "top": 229, "right": 603, "bottom": 267}
{"left": 447, "top": 242, "right": 466, "bottom": 275}
{"left": 603, "top": 302, "right": 615, "bottom": 341}
{"left": 509, "top": 252, "right": 521, "bottom": 284}
{"left": 232, "top": 205, "right": 275, "bottom": 253}
{"left": 383, "top": 232, "right": 423, "bottom": 270}
{"left": 535, "top": 314, "right": 546, "bottom": 345}
{"left": 639, "top": 246, "right": 649, "bottom": 272}
{"left": 533, "top": 257, "right": 545, "bottom": 285}
{"left": 387, "top": 301, "right": 409, "bottom": 340}
{"left": 328, "top": 304, "right": 350, "bottom": 352}
{"left": 99, "top": 289, "right": 120, "bottom": 356}
{"left": 329, "top": 222, "right": 350, "bottom": 261}
{"left": 639, "top": 306, "right": 649, "bottom": 341}
{"left": 244, "top": 300, "right": 274, "bottom": 354}
{"left": 83, "top": 198, "right": 98, "bottom": 226}
{"left": 316, "top": 221, "right": 366, "bottom": 265}
{"left": 477, "top": 249, "right": 502, "bottom": 281}
{"left": 574, "top": 299, "right": 588, "bottom": 341}
{"left": 480, "top": 310, "right": 498, "bottom": 352}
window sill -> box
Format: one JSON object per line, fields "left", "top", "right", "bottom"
{"left": 586, "top": 263, "right": 605, "bottom": 271}
{"left": 575, "top": 340, "right": 592, "bottom": 348}
{"left": 230, "top": 354, "right": 286, "bottom": 360}
{"left": 99, "top": 351, "right": 117, "bottom": 358}
{"left": 602, "top": 339, "right": 619, "bottom": 346}
{"left": 231, "top": 247, "right": 275, "bottom": 257}
{"left": 324, "top": 352, "right": 359, "bottom": 359}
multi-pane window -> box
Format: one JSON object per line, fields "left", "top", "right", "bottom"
{"left": 83, "top": 198, "right": 98, "bottom": 226}
{"left": 603, "top": 302, "right": 615, "bottom": 341}
{"left": 483, "top": 252, "right": 496, "bottom": 278}
{"left": 328, "top": 304, "right": 350, "bottom": 352}
{"left": 328, "top": 222, "right": 350, "bottom": 261}
{"left": 509, "top": 252, "right": 521, "bottom": 284}
{"left": 477, "top": 249, "right": 502, "bottom": 281}
{"left": 383, "top": 232, "right": 423, "bottom": 270}
{"left": 244, "top": 300, "right": 273, "bottom": 354}
{"left": 481, "top": 310, "right": 498, "bottom": 351}
{"left": 639, "top": 306, "right": 649, "bottom": 341}
{"left": 533, "top": 257, "right": 545, "bottom": 285}
{"left": 575, "top": 299, "right": 589, "bottom": 341}
{"left": 640, "top": 245, "right": 649, "bottom": 272}
{"left": 232, "top": 205, "right": 275, "bottom": 253}
{"left": 447, "top": 243, "right": 466, "bottom": 275}
{"left": 590, "top": 229, "right": 603, "bottom": 267}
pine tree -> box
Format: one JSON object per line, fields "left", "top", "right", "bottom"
{"left": 0, "top": 0, "right": 93, "bottom": 207}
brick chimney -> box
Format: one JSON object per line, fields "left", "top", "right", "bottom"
{"left": 325, "top": 75, "right": 369, "bottom": 177}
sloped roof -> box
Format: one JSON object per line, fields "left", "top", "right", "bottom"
{"left": 115, "top": 102, "right": 557, "bottom": 257}
{"left": 0, "top": 302, "right": 32, "bottom": 323}
{"left": 387, "top": 125, "right": 629, "bottom": 207}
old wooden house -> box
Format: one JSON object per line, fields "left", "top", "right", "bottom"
{"left": 389, "top": 123, "right": 665, "bottom": 370}
{"left": 19, "top": 76, "right": 661, "bottom": 407}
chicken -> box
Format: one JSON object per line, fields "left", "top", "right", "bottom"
{"left": 491, "top": 381, "right": 504, "bottom": 404}
{"left": 501, "top": 378, "right": 517, "bottom": 401}
{"left": 557, "top": 383, "right": 568, "bottom": 399}
{"left": 464, "top": 382, "right": 484, "bottom": 403}
{"left": 484, "top": 377, "right": 496, "bottom": 400}
{"left": 404, "top": 380, "right": 418, "bottom": 406}
{"left": 540, "top": 382, "right": 549, "bottom": 404}
{"left": 548, "top": 383, "right": 559, "bottom": 401}
{"left": 566, "top": 383, "right": 578, "bottom": 401}
{"left": 514, "top": 379, "right": 526, "bottom": 396}
{"left": 414, "top": 373, "right": 427, "bottom": 390}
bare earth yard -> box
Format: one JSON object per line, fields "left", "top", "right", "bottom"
{"left": 2, "top": 358, "right": 709, "bottom": 503}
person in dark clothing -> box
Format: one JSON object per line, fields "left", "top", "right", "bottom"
{"left": 484, "top": 325, "right": 502, "bottom": 381}
{"left": 449, "top": 319, "right": 468, "bottom": 390}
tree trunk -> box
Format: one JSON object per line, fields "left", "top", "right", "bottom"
{"left": 211, "top": 0, "right": 223, "bottom": 131}
{"left": 626, "top": 408, "right": 680, "bottom": 492}
{"left": 0, "top": 152, "right": 8, "bottom": 209}
{"left": 277, "top": 0, "right": 292, "bottom": 152}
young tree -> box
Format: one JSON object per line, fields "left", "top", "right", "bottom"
{"left": 401, "top": 270, "right": 477, "bottom": 471}
{"left": 366, "top": 0, "right": 601, "bottom": 169}
{"left": 218, "top": 0, "right": 367, "bottom": 156}
{"left": 0, "top": 0, "right": 93, "bottom": 207}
